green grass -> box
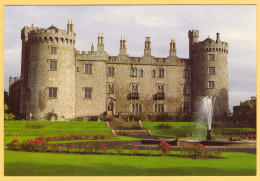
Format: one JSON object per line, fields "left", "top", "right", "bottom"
{"left": 142, "top": 122, "right": 256, "bottom": 139}
{"left": 4, "top": 121, "right": 141, "bottom": 145}
{"left": 4, "top": 150, "right": 256, "bottom": 176}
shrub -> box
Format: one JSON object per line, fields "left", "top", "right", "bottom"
{"left": 156, "top": 123, "right": 172, "bottom": 129}
{"left": 129, "top": 113, "right": 147, "bottom": 122}
{"left": 25, "top": 123, "right": 45, "bottom": 129}
{"left": 45, "top": 112, "right": 58, "bottom": 121}
{"left": 182, "top": 143, "right": 223, "bottom": 159}
{"left": 158, "top": 140, "right": 173, "bottom": 156}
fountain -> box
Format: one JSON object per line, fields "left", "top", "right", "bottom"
{"left": 196, "top": 96, "right": 216, "bottom": 141}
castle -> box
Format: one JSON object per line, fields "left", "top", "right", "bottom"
{"left": 9, "top": 20, "right": 229, "bottom": 121}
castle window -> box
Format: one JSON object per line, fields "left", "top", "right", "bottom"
{"left": 48, "top": 88, "right": 57, "bottom": 98}
{"left": 111, "top": 67, "right": 114, "bottom": 76}
{"left": 183, "top": 85, "right": 191, "bottom": 95}
{"left": 50, "top": 46, "right": 57, "bottom": 54}
{"left": 208, "top": 67, "right": 215, "bottom": 75}
{"left": 140, "top": 69, "right": 143, "bottom": 77}
{"left": 208, "top": 81, "right": 215, "bottom": 88}
{"left": 49, "top": 60, "right": 57, "bottom": 71}
{"left": 183, "top": 69, "right": 190, "bottom": 78}
{"left": 183, "top": 103, "right": 190, "bottom": 113}
{"left": 108, "top": 67, "right": 114, "bottom": 76}
{"left": 155, "top": 104, "right": 164, "bottom": 113}
{"left": 84, "top": 64, "right": 92, "bottom": 74}
{"left": 158, "top": 84, "right": 164, "bottom": 93}
{"left": 84, "top": 87, "right": 92, "bottom": 99}
{"left": 108, "top": 67, "right": 111, "bottom": 76}
{"left": 131, "top": 84, "right": 138, "bottom": 93}
{"left": 132, "top": 103, "right": 142, "bottom": 114}
{"left": 107, "top": 83, "right": 114, "bottom": 94}
{"left": 208, "top": 54, "right": 215, "bottom": 61}
{"left": 159, "top": 68, "right": 164, "bottom": 78}
{"left": 152, "top": 69, "right": 156, "bottom": 78}
{"left": 130, "top": 68, "right": 137, "bottom": 77}
{"left": 184, "top": 95, "right": 191, "bottom": 102}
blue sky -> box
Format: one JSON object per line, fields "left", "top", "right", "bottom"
{"left": 4, "top": 5, "right": 256, "bottom": 109}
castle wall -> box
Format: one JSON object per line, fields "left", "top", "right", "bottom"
{"left": 190, "top": 33, "right": 229, "bottom": 118}
{"left": 25, "top": 30, "right": 76, "bottom": 120}
{"left": 75, "top": 59, "right": 107, "bottom": 117}
{"left": 10, "top": 22, "right": 229, "bottom": 121}
{"left": 106, "top": 56, "right": 192, "bottom": 116}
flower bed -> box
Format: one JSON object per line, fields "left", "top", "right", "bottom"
{"left": 6, "top": 137, "right": 225, "bottom": 159}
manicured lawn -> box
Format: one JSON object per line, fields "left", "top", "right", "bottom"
{"left": 4, "top": 150, "right": 256, "bottom": 176}
{"left": 142, "top": 122, "right": 256, "bottom": 139}
{"left": 4, "top": 121, "right": 140, "bottom": 145}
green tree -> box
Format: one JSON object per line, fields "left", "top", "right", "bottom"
{"left": 231, "top": 100, "right": 256, "bottom": 128}
{"left": 4, "top": 103, "right": 15, "bottom": 120}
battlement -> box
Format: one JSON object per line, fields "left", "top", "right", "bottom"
{"left": 22, "top": 24, "right": 76, "bottom": 45}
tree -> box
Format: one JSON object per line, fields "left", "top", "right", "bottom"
{"left": 4, "top": 103, "right": 15, "bottom": 120}
{"left": 231, "top": 100, "right": 256, "bottom": 128}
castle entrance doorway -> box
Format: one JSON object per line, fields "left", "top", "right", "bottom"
{"left": 107, "top": 100, "right": 115, "bottom": 115}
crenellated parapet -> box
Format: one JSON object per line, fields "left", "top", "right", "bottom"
{"left": 22, "top": 24, "right": 76, "bottom": 46}
{"left": 190, "top": 33, "right": 228, "bottom": 55}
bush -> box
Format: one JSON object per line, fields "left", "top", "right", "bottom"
{"left": 26, "top": 123, "right": 46, "bottom": 129}
{"left": 45, "top": 112, "right": 58, "bottom": 121}
{"left": 158, "top": 140, "right": 173, "bottom": 156}
{"left": 129, "top": 113, "right": 147, "bottom": 122}
{"left": 4, "top": 103, "right": 15, "bottom": 120}
{"left": 156, "top": 123, "right": 172, "bottom": 129}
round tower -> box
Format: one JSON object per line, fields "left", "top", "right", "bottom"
{"left": 189, "top": 31, "right": 229, "bottom": 120}
{"left": 24, "top": 21, "right": 76, "bottom": 120}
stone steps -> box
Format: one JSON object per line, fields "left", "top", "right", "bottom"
{"left": 107, "top": 116, "right": 151, "bottom": 136}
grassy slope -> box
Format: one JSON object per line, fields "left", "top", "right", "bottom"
{"left": 4, "top": 150, "right": 256, "bottom": 176}
{"left": 142, "top": 122, "right": 256, "bottom": 138}
{"left": 4, "top": 121, "right": 140, "bottom": 144}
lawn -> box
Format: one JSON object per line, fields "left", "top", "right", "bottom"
{"left": 142, "top": 122, "right": 256, "bottom": 139}
{"left": 4, "top": 149, "right": 256, "bottom": 176}
{"left": 4, "top": 121, "right": 140, "bottom": 145}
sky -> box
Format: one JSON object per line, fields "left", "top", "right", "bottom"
{"left": 4, "top": 5, "right": 256, "bottom": 110}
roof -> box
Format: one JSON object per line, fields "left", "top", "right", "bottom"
{"left": 203, "top": 37, "right": 214, "bottom": 42}
{"left": 47, "top": 25, "right": 59, "bottom": 31}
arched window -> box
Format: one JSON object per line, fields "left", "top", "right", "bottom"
{"left": 183, "top": 85, "right": 190, "bottom": 95}
{"left": 155, "top": 104, "right": 158, "bottom": 112}
{"left": 159, "top": 68, "right": 164, "bottom": 78}
{"left": 140, "top": 69, "right": 143, "bottom": 77}
{"left": 111, "top": 67, "right": 114, "bottom": 76}
{"left": 139, "top": 104, "right": 142, "bottom": 113}
{"left": 133, "top": 68, "right": 137, "bottom": 77}
{"left": 130, "top": 68, "right": 137, "bottom": 77}
{"left": 158, "top": 85, "right": 164, "bottom": 93}
{"left": 108, "top": 67, "right": 111, "bottom": 76}
{"left": 132, "top": 85, "right": 138, "bottom": 93}
{"left": 183, "top": 69, "right": 190, "bottom": 78}
{"left": 152, "top": 69, "right": 156, "bottom": 78}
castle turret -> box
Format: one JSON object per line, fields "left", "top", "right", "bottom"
{"left": 144, "top": 37, "right": 151, "bottom": 56}
{"left": 189, "top": 30, "right": 229, "bottom": 120}
{"left": 22, "top": 21, "right": 76, "bottom": 120}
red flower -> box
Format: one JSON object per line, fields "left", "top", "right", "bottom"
{"left": 30, "top": 141, "right": 36, "bottom": 145}
{"left": 12, "top": 139, "right": 19, "bottom": 143}
{"left": 36, "top": 140, "right": 42, "bottom": 143}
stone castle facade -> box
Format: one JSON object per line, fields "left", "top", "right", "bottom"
{"left": 9, "top": 20, "right": 229, "bottom": 121}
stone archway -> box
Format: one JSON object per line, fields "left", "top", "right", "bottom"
{"left": 107, "top": 98, "right": 115, "bottom": 115}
